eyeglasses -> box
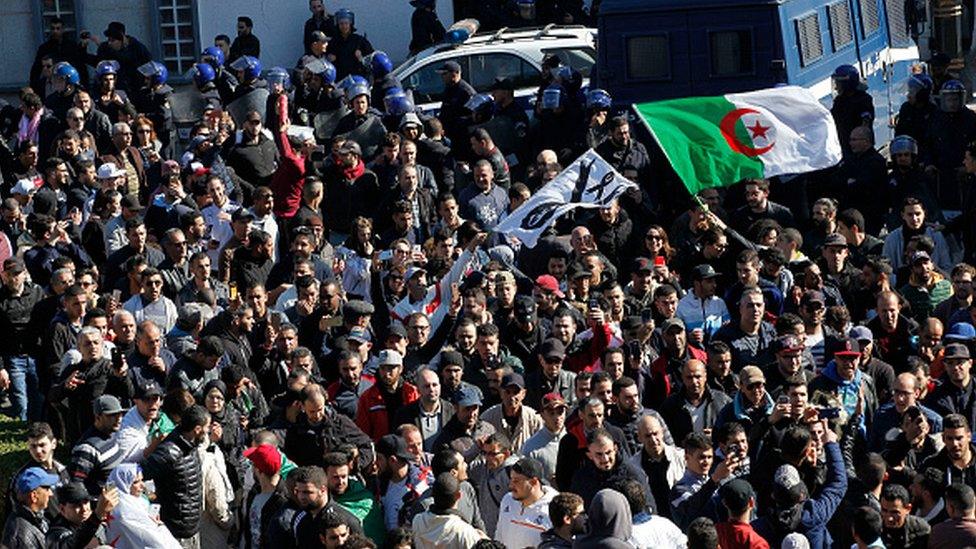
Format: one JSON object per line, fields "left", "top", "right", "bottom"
{"left": 645, "top": 234, "right": 662, "bottom": 241}
{"left": 137, "top": 128, "right": 152, "bottom": 134}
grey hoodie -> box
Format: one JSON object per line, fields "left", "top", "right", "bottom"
{"left": 573, "top": 489, "right": 633, "bottom": 549}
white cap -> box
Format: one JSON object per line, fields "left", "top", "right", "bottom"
{"left": 11, "top": 178, "right": 36, "bottom": 195}
{"left": 96, "top": 163, "right": 124, "bottom": 179}
{"left": 285, "top": 125, "right": 316, "bottom": 143}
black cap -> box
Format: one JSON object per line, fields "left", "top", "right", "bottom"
{"left": 376, "top": 434, "right": 412, "bottom": 461}
{"left": 134, "top": 380, "right": 163, "bottom": 400}
{"left": 631, "top": 257, "right": 653, "bottom": 273}
{"left": 567, "top": 262, "right": 593, "bottom": 280}
{"left": 440, "top": 350, "right": 464, "bottom": 369}
{"left": 342, "top": 300, "right": 375, "bottom": 318}
{"left": 490, "top": 77, "right": 514, "bottom": 92}
{"left": 691, "top": 264, "right": 721, "bottom": 280}
{"left": 501, "top": 372, "right": 525, "bottom": 389}
{"left": 121, "top": 194, "right": 144, "bottom": 212}
{"left": 514, "top": 296, "right": 537, "bottom": 322}
{"left": 823, "top": 233, "right": 848, "bottom": 247}
{"left": 720, "top": 478, "right": 755, "bottom": 514}
{"left": 104, "top": 21, "right": 126, "bottom": 40}
{"left": 231, "top": 207, "right": 255, "bottom": 223}
{"left": 386, "top": 323, "right": 408, "bottom": 339}
{"left": 539, "top": 338, "right": 566, "bottom": 360}
{"left": 945, "top": 342, "right": 972, "bottom": 360}
{"left": 310, "top": 30, "right": 328, "bottom": 43}
{"left": 827, "top": 336, "right": 860, "bottom": 358}
{"left": 509, "top": 457, "right": 545, "bottom": 481}
{"left": 56, "top": 482, "right": 92, "bottom": 504}
{"left": 436, "top": 60, "right": 461, "bottom": 73}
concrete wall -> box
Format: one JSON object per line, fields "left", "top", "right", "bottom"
{"left": 197, "top": 0, "right": 455, "bottom": 70}
{"left": 0, "top": 0, "right": 37, "bottom": 89}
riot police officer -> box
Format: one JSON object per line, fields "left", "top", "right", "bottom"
{"left": 93, "top": 60, "right": 128, "bottom": 123}
{"left": 201, "top": 46, "right": 238, "bottom": 105}
{"left": 409, "top": 0, "right": 446, "bottom": 55}
{"left": 830, "top": 64, "right": 874, "bottom": 158}
{"left": 366, "top": 52, "right": 402, "bottom": 110}
{"left": 436, "top": 60, "right": 476, "bottom": 155}
{"left": 581, "top": 88, "right": 612, "bottom": 150}
{"left": 265, "top": 67, "right": 293, "bottom": 135}
{"left": 923, "top": 79, "right": 976, "bottom": 210}
{"left": 332, "top": 82, "right": 382, "bottom": 138}
{"left": 325, "top": 9, "right": 375, "bottom": 80}
{"left": 294, "top": 58, "right": 343, "bottom": 126}
{"left": 45, "top": 62, "right": 81, "bottom": 120}
{"left": 895, "top": 74, "right": 937, "bottom": 147}
{"left": 192, "top": 62, "right": 221, "bottom": 104}
{"left": 886, "top": 135, "right": 941, "bottom": 229}
{"left": 133, "top": 60, "right": 176, "bottom": 160}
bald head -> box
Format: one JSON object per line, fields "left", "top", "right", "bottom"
{"left": 893, "top": 372, "right": 919, "bottom": 413}
{"left": 637, "top": 414, "right": 666, "bottom": 457}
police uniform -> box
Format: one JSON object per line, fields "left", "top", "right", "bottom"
{"left": 326, "top": 32, "right": 374, "bottom": 80}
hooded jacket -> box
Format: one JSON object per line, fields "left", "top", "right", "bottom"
{"left": 572, "top": 489, "right": 633, "bottom": 549}
{"left": 809, "top": 360, "right": 878, "bottom": 434}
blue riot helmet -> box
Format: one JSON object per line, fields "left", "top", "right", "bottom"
{"left": 337, "top": 74, "right": 369, "bottom": 93}
{"left": 192, "top": 63, "right": 216, "bottom": 88}
{"left": 831, "top": 64, "right": 860, "bottom": 94}
{"left": 907, "top": 74, "right": 934, "bottom": 103}
{"left": 384, "top": 88, "right": 414, "bottom": 116}
{"left": 53, "top": 62, "right": 80, "bottom": 86}
{"left": 95, "top": 60, "right": 120, "bottom": 79}
{"left": 202, "top": 46, "right": 225, "bottom": 68}
{"left": 336, "top": 8, "right": 355, "bottom": 27}
{"left": 585, "top": 88, "right": 612, "bottom": 111}
{"left": 138, "top": 61, "right": 169, "bottom": 87}
{"left": 230, "top": 55, "right": 262, "bottom": 82}
{"left": 304, "top": 58, "right": 337, "bottom": 85}
{"left": 541, "top": 84, "right": 565, "bottom": 111}
{"left": 266, "top": 66, "right": 292, "bottom": 90}
{"left": 366, "top": 51, "right": 393, "bottom": 78}
{"left": 941, "top": 79, "right": 966, "bottom": 112}
{"left": 346, "top": 83, "right": 371, "bottom": 103}
{"left": 465, "top": 93, "right": 495, "bottom": 119}
{"left": 890, "top": 135, "right": 919, "bottom": 157}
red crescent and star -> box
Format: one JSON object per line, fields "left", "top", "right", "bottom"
{"left": 719, "top": 107, "right": 775, "bottom": 156}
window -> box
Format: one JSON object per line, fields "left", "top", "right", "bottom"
{"left": 157, "top": 0, "right": 198, "bottom": 75}
{"left": 828, "top": 2, "right": 854, "bottom": 51}
{"left": 859, "top": 0, "right": 880, "bottom": 37}
{"left": 405, "top": 58, "right": 466, "bottom": 104}
{"left": 709, "top": 30, "right": 754, "bottom": 76}
{"left": 467, "top": 53, "right": 539, "bottom": 91}
{"left": 885, "top": 0, "right": 910, "bottom": 44}
{"left": 795, "top": 13, "right": 823, "bottom": 67}
{"left": 40, "top": 0, "right": 78, "bottom": 40}
{"left": 626, "top": 35, "right": 670, "bottom": 80}
{"left": 541, "top": 48, "right": 597, "bottom": 78}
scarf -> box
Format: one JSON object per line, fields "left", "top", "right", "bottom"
{"left": 342, "top": 159, "right": 365, "bottom": 181}
{"left": 18, "top": 109, "right": 42, "bottom": 145}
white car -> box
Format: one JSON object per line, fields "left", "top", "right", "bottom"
{"left": 392, "top": 24, "right": 597, "bottom": 114}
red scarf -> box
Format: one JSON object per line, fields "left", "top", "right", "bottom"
{"left": 342, "top": 159, "right": 365, "bottom": 181}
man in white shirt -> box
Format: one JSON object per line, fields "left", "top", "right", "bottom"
{"left": 496, "top": 457, "right": 559, "bottom": 549}
{"left": 123, "top": 267, "right": 178, "bottom": 333}
{"left": 676, "top": 264, "right": 729, "bottom": 345}
{"left": 114, "top": 380, "right": 164, "bottom": 463}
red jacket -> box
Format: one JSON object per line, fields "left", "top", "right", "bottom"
{"left": 270, "top": 94, "right": 307, "bottom": 218}
{"left": 355, "top": 381, "right": 419, "bottom": 440}
{"left": 565, "top": 322, "right": 613, "bottom": 373}
{"left": 716, "top": 520, "right": 770, "bottom": 549}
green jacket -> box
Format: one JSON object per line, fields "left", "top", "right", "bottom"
{"left": 335, "top": 478, "right": 385, "bottom": 543}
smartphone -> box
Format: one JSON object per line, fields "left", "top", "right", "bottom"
{"left": 640, "top": 308, "right": 652, "bottom": 324}
{"left": 627, "top": 340, "right": 642, "bottom": 358}
{"left": 588, "top": 297, "right": 599, "bottom": 310}
{"left": 229, "top": 282, "right": 238, "bottom": 301}
{"left": 819, "top": 407, "right": 842, "bottom": 419}
{"left": 111, "top": 347, "right": 123, "bottom": 370}
{"left": 379, "top": 250, "right": 394, "bottom": 261}
{"left": 111, "top": 289, "right": 122, "bottom": 302}
{"left": 777, "top": 394, "right": 790, "bottom": 405}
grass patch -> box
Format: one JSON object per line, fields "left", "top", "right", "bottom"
{"left": 0, "top": 415, "right": 27, "bottom": 503}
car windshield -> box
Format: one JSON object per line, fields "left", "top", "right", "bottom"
{"left": 542, "top": 47, "right": 597, "bottom": 78}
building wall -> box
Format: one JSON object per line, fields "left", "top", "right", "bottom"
{"left": 0, "top": 0, "right": 37, "bottom": 90}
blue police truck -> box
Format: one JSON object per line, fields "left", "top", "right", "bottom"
{"left": 594, "top": 0, "right": 921, "bottom": 145}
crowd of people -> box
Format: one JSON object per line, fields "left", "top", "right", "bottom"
{"left": 3, "top": 1, "right": 976, "bottom": 548}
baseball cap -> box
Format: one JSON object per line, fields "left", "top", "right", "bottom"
{"left": 11, "top": 178, "right": 36, "bottom": 196}
{"left": 911, "top": 250, "right": 931, "bottom": 264}
{"left": 386, "top": 323, "right": 408, "bottom": 340}
{"left": 347, "top": 327, "right": 371, "bottom": 344}
{"left": 436, "top": 60, "right": 461, "bottom": 73}
{"left": 92, "top": 394, "right": 125, "bottom": 416}
{"left": 378, "top": 349, "right": 404, "bottom": 367}
{"left": 944, "top": 342, "right": 972, "bottom": 360}
{"left": 454, "top": 386, "right": 482, "bottom": 407}
{"left": 3, "top": 257, "right": 26, "bottom": 274}
{"left": 541, "top": 392, "right": 567, "bottom": 410}
{"left": 514, "top": 296, "right": 538, "bottom": 323}
{"left": 231, "top": 208, "right": 255, "bottom": 223}
{"left": 501, "top": 372, "right": 525, "bottom": 390}
{"left": 56, "top": 482, "right": 92, "bottom": 504}
{"left": 946, "top": 322, "right": 976, "bottom": 341}
{"left": 104, "top": 21, "right": 125, "bottom": 40}
{"left": 772, "top": 334, "right": 803, "bottom": 354}
{"left": 342, "top": 300, "right": 375, "bottom": 318}
{"left": 822, "top": 233, "right": 848, "bottom": 247}
{"left": 96, "top": 163, "right": 125, "bottom": 179}
{"left": 310, "top": 30, "right": 328, "bottom": 43}
{"left": 535, "top": 275, "right": 565, "bottom": 298}
{"left": 828, "top": 336, "right": 861, "bottom": 358}
{"left": 691, "top": 264, "right": 721, "bottom": 280}
{"left": 338, "top": 140, "right": 362, "bottom": 157}
{"left": 720, "top": 478, "right": 755, "bottom": 514}
{"left": 849, "top": 325, "right": 874, "bottom": 343}
{"left": 509, "top": 457, "right": 545, "bottom": 481}
{"left": 490, "top": 77, "right": 514, "bottom": 92}
{"left": 631, "top": 257, "right": 653, "bottom": 273}
{"left": 567, "top": 263, "right": 592, "bottom": 280}
{"left": 16, "top": 467, "right": 60, "bottom": 494}
{"left": 539, "top": 338, "right": 566, "bottom": 360}
{"left": 134, "top": 380, "right": 163, "bottom": 400}
{"left": 772, "top": 464, "right": 807, "bottom": 504}
{"left": 495, "top": 271, "right": 516, "bottom": 286}
{"left": 739, "top": 365, "right": 765, "bottom": 387}
{"left": 120, "top": 194, "right": 144, "bottom": 212}
{"left": 376, "top": 434, "right": 413, "bottom": 461}
{"left": 404, "top": 266, "right": 427, "bottom": 281}
{"left": 800, "top": 290, "right": 825, "bottom": 307}
{"left": 662, "top": 318, "right": 685, "bottom": 333}
{"left": 244, "top": 444, "right": 283, "bottom": 476}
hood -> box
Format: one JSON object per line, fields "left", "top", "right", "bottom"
{"left": 821, "top": 359, "right": 862, "bottom": 388}
{"left": 573, "top": 489, "right": 632, "bottom": 548}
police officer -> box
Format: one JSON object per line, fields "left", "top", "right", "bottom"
{"left": 534, "top": 82, "right": 579, "bottom": 163}
{"left": 895, "top": 74, "right": 937, "bottom": 147}
{"left": 830, "top": 64, "right": 874, "bottom": 158}
{"left": 491, "top": 77, "right": 529, "bottom": 135}
{"left": 304, "top": 0, "right": 337, "bottom": 54}
{"left": 409, "top": 0, "right": 446, "bottom": 55}
{"left": 332, "top": 82, "right": 381, "bottom": 137}
{"left": 595, "top": 116, "right": 651, "bottom": 212}
{"left": 382, "top": 88, "right": 415, "bottom": 131}
{"left": 581, "top": 88, "right": 612, "bottom": 150}
{"left": 886, "top": 135, "right": 941, "bottom": 229}
{"left": 265, "top": 67, "right": 293, "bottom": 135}
{"left": 366, "top": 52, "right": 402, "bottom": 109}
{"left": 201, "top": 46, "right": 238, "bottom": 105}
{"left": 45, "top": 62, "right": 81, "bottom": 121}
{"left": 325, "top": 9, "right": 374, "bottom": 80}
{"left": 92, "top": 60, "right": 129, "bottom": 123}
{"left": 192, "top": 62, "right": 221, "bottom": 104}
{"left": 436, "top": 61, "right": 476, "bottom": 154}
{"left": 133, "top": 61, "right": 176, "bottom": 160}
{"left": 229, "top": 55, "right": 265, "bottom": 103}
{"left": 923, "top": 79, "right": 976, "bottom": 210}
{"left": 293, "top": 58, "right": 343, "bottom": 125}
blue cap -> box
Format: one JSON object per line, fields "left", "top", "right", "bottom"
{"left": 454, "top": 386, "right": 482, "bottom": 407}
{"left": 848, "top": 325, "right": 873, "bottom": 343}
{"left": 16, "top": 467, "right": 59, "bottom": 494}
{"left": 947, "top": 322, "right": 976, "bottom": 341}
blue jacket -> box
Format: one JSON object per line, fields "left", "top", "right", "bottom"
{"left": 808, "top": 360, "right": 877, "bottom": 435}
{"left": 752, "top": 441, "right": 848, "bottom": 549}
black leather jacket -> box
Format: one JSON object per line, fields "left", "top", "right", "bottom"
{"left": 141, "top": 431, "right": 202, "bottom": 538}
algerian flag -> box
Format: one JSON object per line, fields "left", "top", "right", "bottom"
{"left": 633, "top": 86, "right": 842, "bottom": 195}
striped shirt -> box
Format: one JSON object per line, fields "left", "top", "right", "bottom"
{"left": 68, "top": 427, "right": 124, "bottom": 496}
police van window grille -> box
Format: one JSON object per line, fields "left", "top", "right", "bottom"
{"left": 795, "top": 13, "right": 823, "bottom": 67}
{"left": 626, "top": 35, "right": 670, "bottom": 80}
{"left": 859, "top": 0, "right": 880, "bottom": 37}
{"left": 828, "top": 2, "right": 854, "bottom": 51}
{"left": 885, "top": 0, "right": 909, "bottom": 44}
{"left": 40, "top": 0, "right": 78, "bottom": 40}
{"left": 709, "top": 30, "right": 754, "bottom": 76}
{"left": 158, "top": 0, "right": 197, "bottom": 74}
